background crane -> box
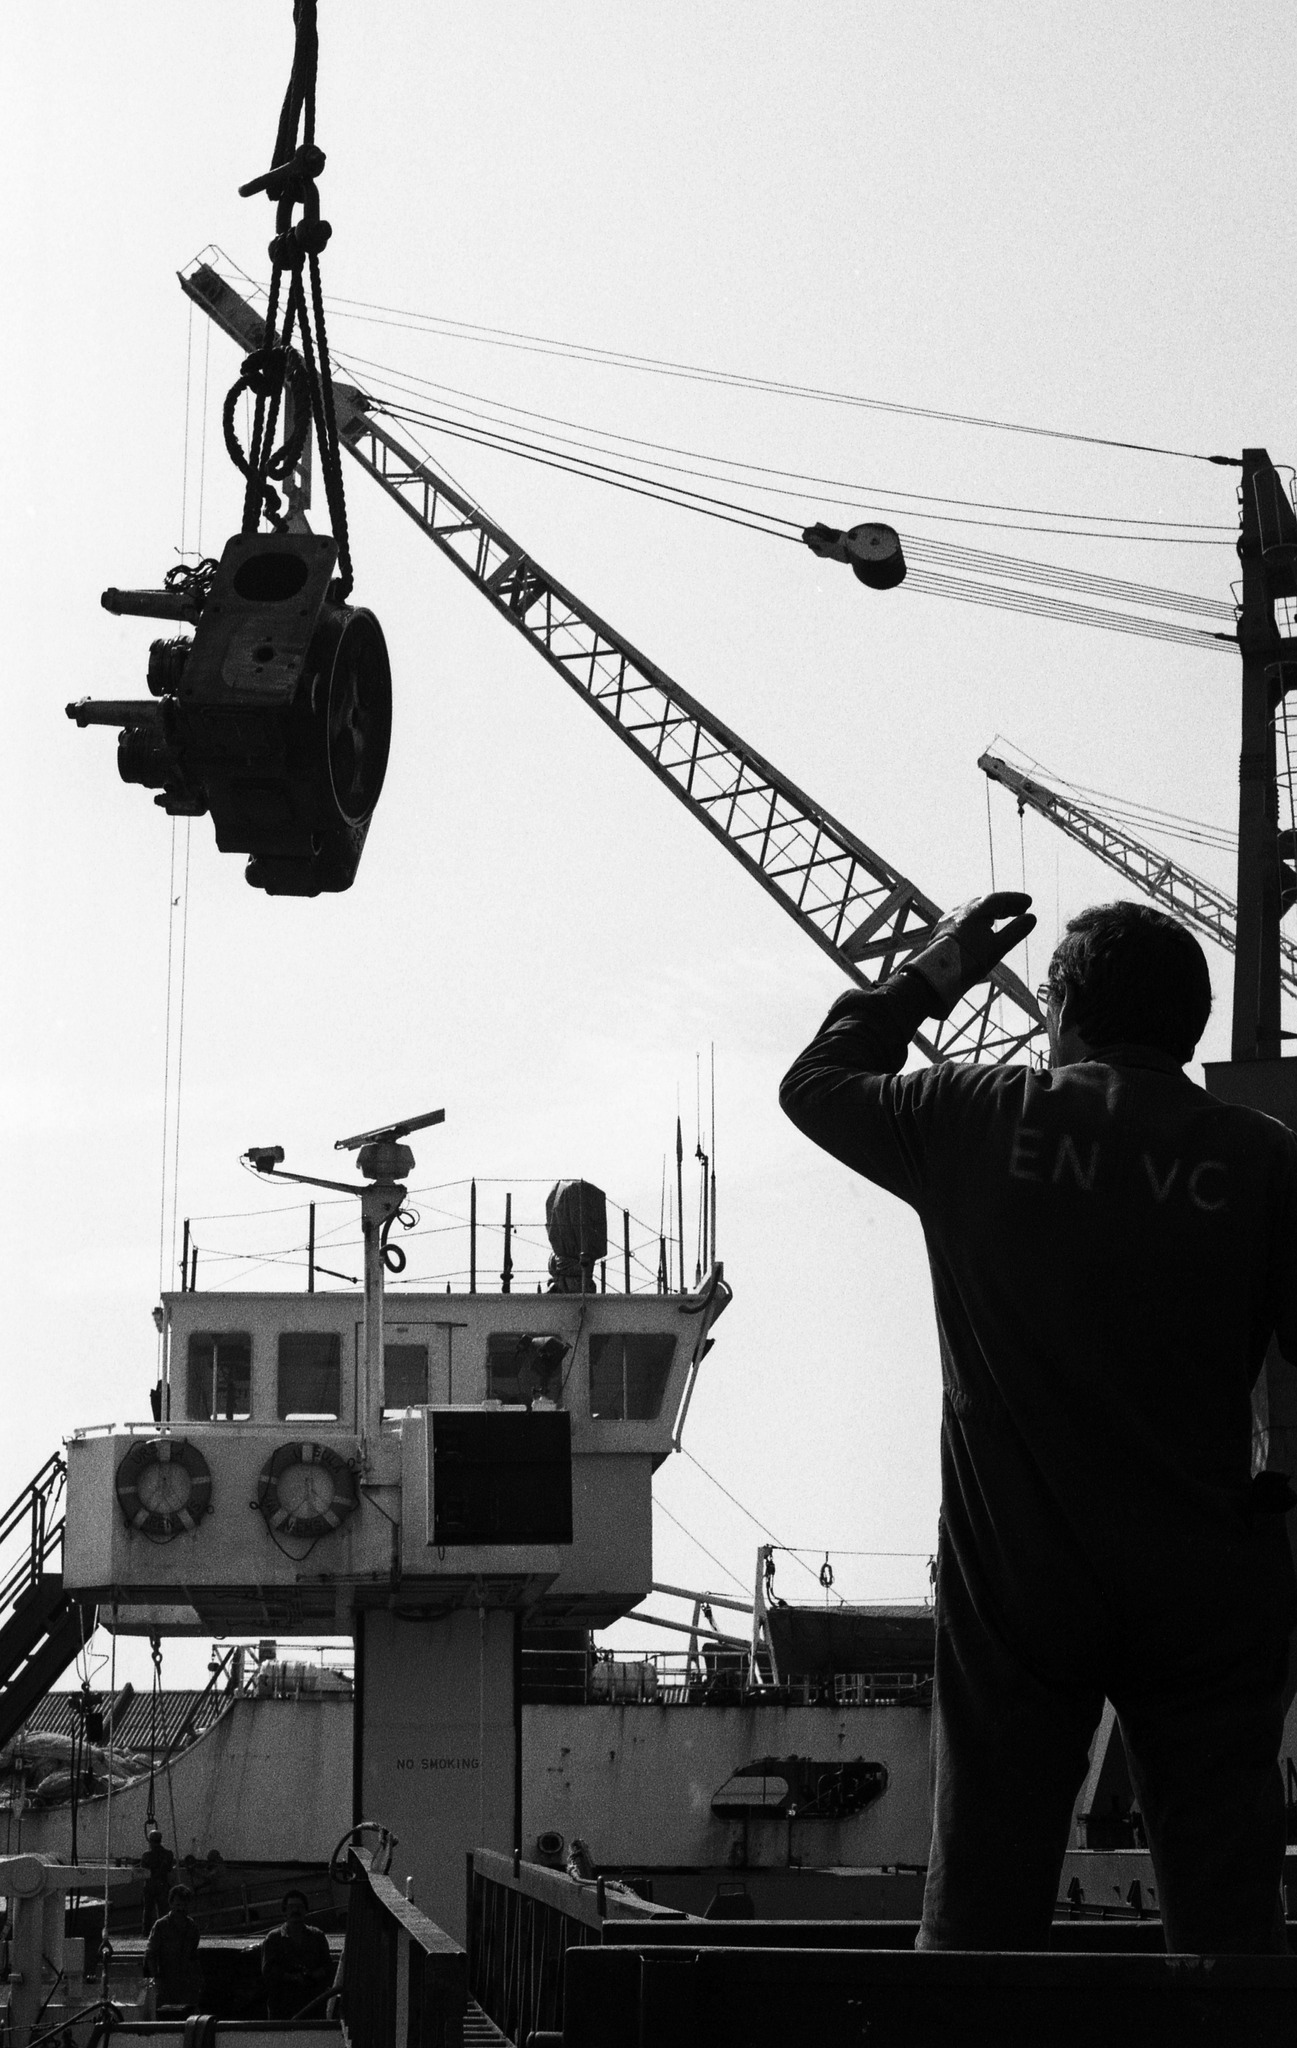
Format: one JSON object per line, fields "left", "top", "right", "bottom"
{"left": 980, "top": 749, "right": 1297, "bottom": 1000}
{"left": 182, "top": 254, "right": 1043, "bottom": 1068}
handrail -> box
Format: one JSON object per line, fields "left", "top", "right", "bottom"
{"left": 0, "top": 1456, "right": 67, "bottom": 1617}
{"left": 0, "top": 1455, "right": 64, "bottom": 1549}
{"left": 0, "top": 1458, "right": 63, "bottom": 1548}
{"left": 468, "top": 1847, "right": 689, "bottom": 2045}
{"left": 340, "top": 1855, "right": 467, "bottom": 2048}
{"left": 0, "top": 1528, "right": 64, "bottom": 1618}
{"left": 472, "top": 1848, "right": 688, "bottom": 1929}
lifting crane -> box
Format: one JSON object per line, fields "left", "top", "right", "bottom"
{"left": 179, "top": 256, "right": 1042, "bottom": 1068}
{"left": 979, "top": 750, "right": 1297, "bottom": 1001}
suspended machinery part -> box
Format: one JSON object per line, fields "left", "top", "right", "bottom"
{"left": 802, "top": 520, "right": 907, "bottom": 589}
{"left": 67, "top": 0, "right": 390, "bottom": 895}
{"left": 68, "top": 533, "right": 391, "bottom": 895}
{"left": 182, "top": 261, "right": 1041, "bottom": 1066}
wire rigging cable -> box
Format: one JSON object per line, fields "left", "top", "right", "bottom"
{"left": 314, "top": 287, "right": 1239, "bottom": 466}
{"left": 192, "top": 246, "right": 1238, "bottom": 652}
{"left": 168, "top": 824, "right": 193, "bottom": 1294}
{"left": 681, "top": 1449, "right": 823, "bottom": 1591}
{"left": 902, "top": 570, "right": 1228, "bottom": 651}
{"left": 654, "top": 1498, "right": 749, "bottom": 1596}
{"left": 157, "top": 308, "right": 200, "bottom": 1354}
{"left": 199, "top": 254, "right": 1235, "bottom": 535}
{"left": 324, "top": 343, "right": 1233, "bottom": 534}
{"left": 361, "top": 385, "right": 1232, "bottom": 547}
{"left": 359, "top": 399, "right": 1232, "bottom": 653}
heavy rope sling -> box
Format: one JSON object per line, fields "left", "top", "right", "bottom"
{"left": 225, "top": 0, "right": 352, "bottom": 590}
{"left": 67, "top": 0, "right": 392, "bottom": 897}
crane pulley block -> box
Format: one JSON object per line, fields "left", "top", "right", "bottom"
{"left": 67, "top": 531, "right": 392, "bottom": 896}
{"left": 802, "top": 520, "right": 907, "bottom": 590}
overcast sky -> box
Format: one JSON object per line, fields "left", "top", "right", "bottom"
{"left": 5, "top": 3, "right": 1294, "bottom": 1687}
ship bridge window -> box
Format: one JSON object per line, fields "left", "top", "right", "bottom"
{"left": 187, "top": 1333, "right": 252, "bottom": 1421}
{"left": 487, "top": 1334, "right": 569, "bottom": 1406}
{"left": 278, "top": 1333, "right": 341, "bottom": 1420}
{"left": 384, "top": 1343, "right": 428, "bottom": 1413}
{"left": 588, "top": 1333, "right": 677, "bottom": 1421}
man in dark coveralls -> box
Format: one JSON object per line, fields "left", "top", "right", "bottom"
{"left": 779, "top": 894, "right": 1297, "bottom": 1953}
{"left": 261, "top": 1889, "right": 335, "bottom": 2020}
{"left": 143, "top": 1883, "right": 203, "bottom": 2014}
{"left": 139, "top": 1819, "right": 175, "bottom": 1934}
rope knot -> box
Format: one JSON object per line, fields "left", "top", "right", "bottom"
{"left": 267, "top": 230, "right": 307, "bottom": 273}
{"left": 238, "top": 140, "right": 327, "bottom": 203}
{"left": 294, "top": 215, "right": 332, "bottom": 257}
{"left": 240, "top": 345, "right": 289, "bottom": 399}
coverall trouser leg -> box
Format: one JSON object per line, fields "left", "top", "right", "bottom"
{"left": 1116, "top": 1629, "right": 1289, "bottom": 1955}
{"left": 919, "top": 1568, "right": 1291, "bottom": 1953}
{"left": 917, "top": 1573, "right": 1101, "bottom": 1951}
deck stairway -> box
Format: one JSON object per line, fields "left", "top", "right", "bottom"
{"left": 0, "top": 1455, "right": 96, "bottom": 1749}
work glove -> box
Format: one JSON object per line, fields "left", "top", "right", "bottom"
{"left": 904, "top": 892, "right": 1036, "bottom": 1018}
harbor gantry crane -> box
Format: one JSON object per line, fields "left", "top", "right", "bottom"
{"left": 979, "top": 750, "right": 1297, "bottom": 1001}
{"left": 179, "top": 255, "right": 1043, "bottom": 1067}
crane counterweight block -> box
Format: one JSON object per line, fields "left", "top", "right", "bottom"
{"left": 68, "top": 531, "right": 392, "bottom": 896}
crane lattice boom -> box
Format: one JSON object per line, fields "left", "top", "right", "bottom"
{"left": 182, "top": 254, "right": 1042, "bottom": 1066}
{"left": 980, "top": 750, "right": 1297, "bottom": 999}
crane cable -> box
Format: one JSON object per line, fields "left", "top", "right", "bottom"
{"left": 326, "top": 345, "right": 1235, "bottom": 613}
{"left": 195, "top": 253, "right": 1237, "bottom": 535}
{"left": 145, "top": 1633, "right": 162, "bottom": 1826}
{"left": 327, "top": 342, "right": 1233, "bottom": 534}
{"left": 184, "top": 250, "right": 1236, "bottom": 645}
{"left": 312, "top": 287, "right": 1240, "bottom": 468}
{"left": 361, "top": 399, "right": 1231, "bottom": 653}
{"left": 365, "top": 387, "right": 1232, "bottom": 548}
{"left": 157, "top": 319, "right": 199, "bottom": 1386}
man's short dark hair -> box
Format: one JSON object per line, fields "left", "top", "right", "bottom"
{"left": 282, "top": 1888, "right": 310, "bottom": 1914}
{"left": 1045, "top": 901, "right": 1212, "bottom": 1061}
{"left": 169, "top": 1884, "right": 193, "bottom": 1908}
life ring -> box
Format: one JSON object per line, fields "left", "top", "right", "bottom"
{"left": 115, "top": 1438, "right": 213, "bottom": 1539}
{"left": 256, "top": 1441, "right": 360, "bottom": 1537}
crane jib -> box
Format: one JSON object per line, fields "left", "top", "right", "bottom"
{"left": 980, "top": 750, "right": 1297, "bottom": 1004}
{"left": 180, "top": 257, "right": 1043, "bottom": 1067}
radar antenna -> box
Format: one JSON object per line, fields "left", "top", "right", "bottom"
{"left": 242, "top": 1106, "right": 445, "bottom": 1438}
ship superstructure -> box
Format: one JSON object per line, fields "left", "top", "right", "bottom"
{"left": 59, "top": 1128, "right": 728, "bottom": 1940}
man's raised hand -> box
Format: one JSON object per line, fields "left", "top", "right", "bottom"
{"left": 905, "top": 892, "right": 1036, "bottom": 1017}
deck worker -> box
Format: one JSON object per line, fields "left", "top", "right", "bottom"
{"left": 779, "top": 895, "right": 1297, "bottom": 1953}
{"left": 139, "top": 1819, "right": 175, "bottom": 1933}
{"left": 143, "top": 1882, "right": 203, "bottom": 2014}
{"left": 261, "top": 1889, "right": 334, "bottom": 2020}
